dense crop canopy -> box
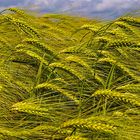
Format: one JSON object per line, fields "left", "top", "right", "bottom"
{"left": 0, "top": 8, "right": 140, "bottom": 140}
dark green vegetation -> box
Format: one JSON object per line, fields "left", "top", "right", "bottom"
{"left": 0, "top": 8, "right": 140, "bottom": 140}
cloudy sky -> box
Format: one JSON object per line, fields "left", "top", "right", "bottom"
{"left": 0, "top": 0, "right": 140, "bottom": 19}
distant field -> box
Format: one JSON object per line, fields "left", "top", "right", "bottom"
{"left": 0, "top": 8, "right": 140, "bottom": 140}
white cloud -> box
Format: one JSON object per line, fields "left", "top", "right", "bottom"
{"left": 96, "top": 0, "right": 140, "bottom": 11}
{"left": 0, "top": 0, "right": 139, "bottom": 19}
{"left": 33, "top": 0, "right": 58, "bottom": 6}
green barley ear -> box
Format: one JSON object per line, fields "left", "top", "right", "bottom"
{"left": 35, "top": 81, "right": 79, "bottom": 104}
{"left": 92, "top": 89, "right": 140, "bottom": 107}
{"left": 16, "top": 49, "right": 48, "bottom": 65}
{"left": 60, "top": 45, "right": 97, "bottom": 58}
{"left": 108, "top": 39, "right": 138, "bottom": 48}
{"left": 80, "top": 24, "right": 101, "bottom": 34}
{"left": 3, "top": 15, "right": 40, "bottom": 38}
{"left": 94, "top": 36, "right": 111, "bottom": 44}
{"left": 33, "top": 125, "right": 71, "bottom": 138}
{"left": 0, "top": 128, "right": 17, "bottom": 138}
{"left": 22, "top": 38, "right": 56, "bottom": 56}
{"left": 3, "top": 8, "right": 27, "bottom": 17}
{"left": 106, "top": 28, "right": 126, "bottom": 38}
{"left": 49, "top": 62, "right": 85, "bottom": 80}
{"left": 0, "top": 127, "right": 33, "bottom": 139}
{"left": 118, "top": 16, "right": 140, "bottom": 27}
{"left": 114, "top": 21, "right": 137, "bottom": 36}
{"left": 116, "top": 84, "right": 140, "bottom": 93}
{"left": 0, "top": 37, "right": 10, "bottom": 47}
{"left": 64, "top": 55, "right": 94, "bottom": 75}
{"left": 61, "top": 118, "right": 116, "bottom": 135}
{"left": 65, "top": 135, "right": 88, "bottom": 140}
{"left": 11, "top": 101, "right": 48, "bottom": 116}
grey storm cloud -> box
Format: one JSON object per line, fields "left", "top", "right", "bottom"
{"left": 0, "top": 0, "right": 140, "bottom": 19}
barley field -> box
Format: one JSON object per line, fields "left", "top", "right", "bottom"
{"left": 0, "top": 8, "right": 140, "bottom": 140}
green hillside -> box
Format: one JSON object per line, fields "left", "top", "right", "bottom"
{"left": 0, "top": 8, "right": 140, "bottom": 140}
